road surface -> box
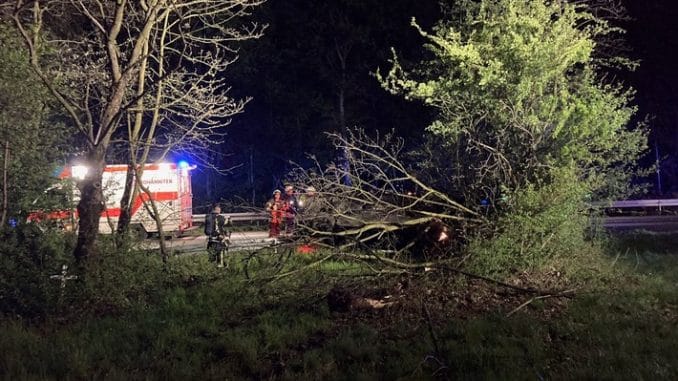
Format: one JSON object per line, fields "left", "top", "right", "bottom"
{"left": 141, "top": 230, "right": 275, "bottom": 253}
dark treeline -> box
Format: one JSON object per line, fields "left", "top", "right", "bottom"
{"left": 191, "top": 0, "right": 442, "bottom": 207}
{"left": 621, "top": 0, "right": 678, "bottom": 196}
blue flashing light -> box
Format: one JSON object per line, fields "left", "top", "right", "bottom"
{"left": 52, "top": 166, "right": 65, "bottom": 177}
{"left": 178, "top": 160, "right": 189, "bottom": 169}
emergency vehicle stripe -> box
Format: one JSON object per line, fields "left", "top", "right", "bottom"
{"left": 32, "top": 192, "right": 179, "bottom": 221}
{"left": 58, "top": 164, "right": 178, "bottom": 178}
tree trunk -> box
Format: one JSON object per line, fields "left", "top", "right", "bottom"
{"left": 150, "top": 201, "right": 169, "bottom": 263}
{"left": 249, "top": 146, "right": 255, "bottom": 206}
{"left": 73, "top": 148, "right": 106, "bottom": 262}
{"left": 131, "top": 165, "right": 170, "bottom": 262}
{"left": 138, "top": 177, "right": 169, "bottom": 263}
{"left": 115, "top": 163, "right": 136, "bottom": 244}
{"left": 338, "top": 76, "right": 351, "bottom": 186}
{"left": 1, "top": 140, "right": 9, "bottom": 227}
{"left": 206, "top": 152, "right": 214, "bottom": 203}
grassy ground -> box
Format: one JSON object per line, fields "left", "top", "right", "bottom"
{"left": 1, "top": 234, "right": 677, "bottom": 380}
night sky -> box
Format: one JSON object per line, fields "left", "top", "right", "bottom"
{"left": 193, "top": 0, "right": 678, "bottom": 206}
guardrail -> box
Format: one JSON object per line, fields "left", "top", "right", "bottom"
{"left": 194, "top": 200, "right": 678, "bottom": 222}
{"left": 591, "top": 199, "right": 678, "bottom": 209}
{"left": 192, "top": 212, "right": 268, "bottom": 225}
{"left": 591, "top": 199, "right": 678, "bottom": 232}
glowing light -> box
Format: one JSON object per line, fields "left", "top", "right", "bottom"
{"left": 178, "top": 160, "right": 189, "bottom": 169}
{"left": 72, "top": 165, "right": 89, "bottom": 180}
{"left": 158, "top": 163, "right": 172, "bottom": 173}
{"left": 296, "top": 244, "right": 316, "bottom": 254}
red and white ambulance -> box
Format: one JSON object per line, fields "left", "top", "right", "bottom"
{"left": 29, "top": 162, "right": 194, "bottom": 235}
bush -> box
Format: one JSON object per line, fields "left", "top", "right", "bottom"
{"left": 466, "top": 168, "right": 591, "bottom": 277}
{"left": 73, "top": 240, "right": 229, "bottom": 315}
{"left": 77, "top": 245, "right": 166, "bottom": 312}
{"left": 0, "top": 224, "right": 75, "bottom": 319}
{"left": 0, "top": 226, "right": 224, "bottom": 319}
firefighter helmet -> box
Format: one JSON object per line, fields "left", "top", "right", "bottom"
{"left": 273, "top": 189, "right": 281, "bottom": 195}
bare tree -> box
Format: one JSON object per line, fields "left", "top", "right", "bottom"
{"left": 113, "top": 0, "right": 265, "bottom": 256}
{"left": 11, "top": 0, "right": 265, "bottom": 262}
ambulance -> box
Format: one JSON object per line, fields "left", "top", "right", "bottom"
{"left": 28, "top": 162, "right": 194, "bottom": 235}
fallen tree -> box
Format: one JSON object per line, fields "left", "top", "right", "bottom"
{"left": 287, "top": 129, "right": 485, "bottom": 260}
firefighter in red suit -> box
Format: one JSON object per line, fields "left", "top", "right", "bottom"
{"left": 265, "top": 189, "right": 285, "bottom": 238}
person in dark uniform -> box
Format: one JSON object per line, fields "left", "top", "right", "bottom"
{"left": 282, "top": 185, "right": 299, "bottom": 236}
{"left": 205, "top": 203, "right": 229, "bottom": 267}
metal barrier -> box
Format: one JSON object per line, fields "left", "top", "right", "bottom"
{"left": 192, "top": 212, "right": 268, "bottom": 225}
{"left": 591, "top": 199, "right": 678, "bottom": 209}
{"left": 590, "top": 199, "right": 678, "bottom": 231}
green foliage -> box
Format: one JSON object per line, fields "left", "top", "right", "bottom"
{"left": 378, "top": 0, "right": 648, "bottom": 274}
{"left": 0, "top": 224, "right": 74, "bottom": 318}
{"left": 466, "top": 167, "right": 592, "bottom": 276}
{"left": 78, "top": 245, "right": 167, "bottom": 311}
{"left": 441, "top": 313, "right": 548, "bottom": 379}
{"left": 0, "top": 24, "right": 70, "bottom": 221}
{"left": 0, "top": 227, "right": 213, "bottom": 319}
{"left": 379, "top": 0, "right": 647, "bottom": 203}
{"left": 0, "top": 251, "right": 337, "bottom": 379}
{"left": 1, "top": 246, "right": 676, "bottom": 380}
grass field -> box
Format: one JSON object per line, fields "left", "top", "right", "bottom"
{"left": 1, "top": 233, "right": 676, "bottom": 380}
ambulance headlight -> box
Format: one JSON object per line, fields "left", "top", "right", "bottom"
{"left": 72, "top": 165, "right": 89, "bottom": 180}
